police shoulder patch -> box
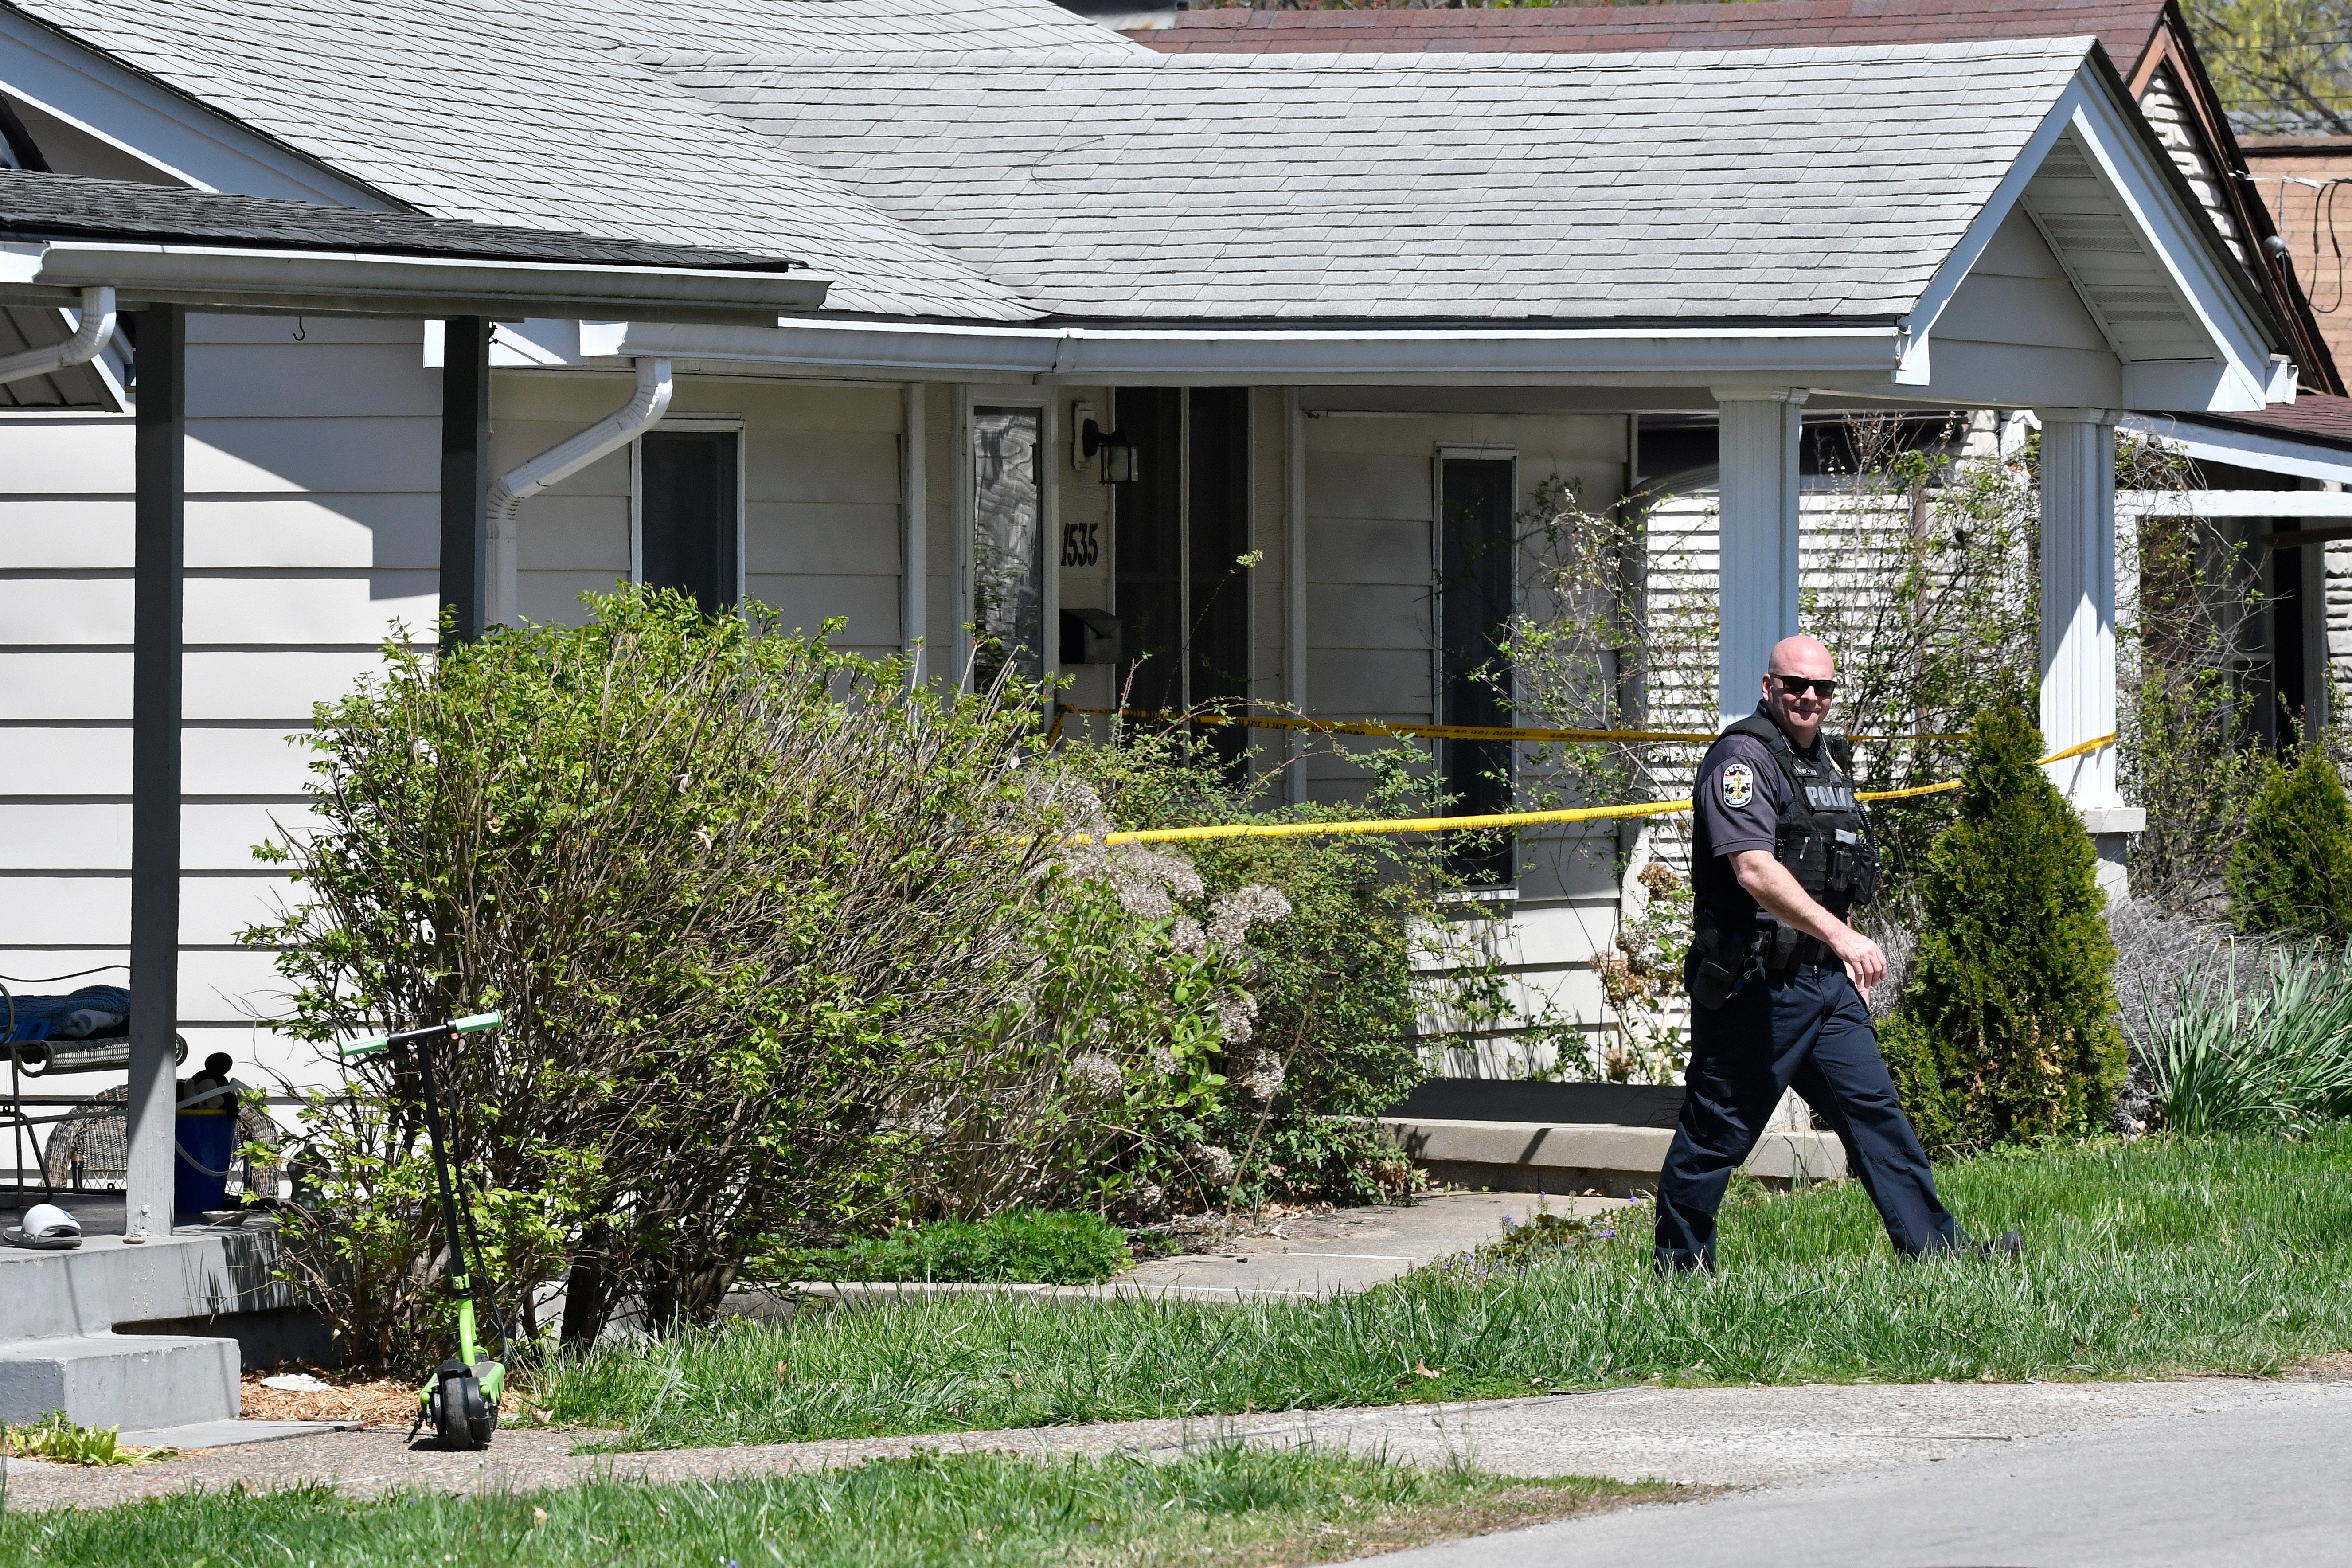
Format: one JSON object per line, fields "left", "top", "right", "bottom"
{"left": 1721, "top": 760, "right": 1756, "bottom": 809}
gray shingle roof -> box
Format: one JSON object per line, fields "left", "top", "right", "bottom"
{"left": 0, "top": 168, "right": 803, "bottom": 269}
{"left": 6, "top": 0, "right": 2109, "bottom": 329}
{"left": 666, "top": 39, "right": 2093, "bottom": 323}
{"left": 2, "top": 0, "right": 1055, "bottom": 319}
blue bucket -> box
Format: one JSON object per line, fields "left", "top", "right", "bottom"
{"left": 175, "top": 1109, "right": 235, "bottom": 1215}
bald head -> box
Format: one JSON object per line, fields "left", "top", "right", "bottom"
{"left": 1760, "top": 635, "right": 1837, "bottom": 746}
{"left": 1768, "top": 635, "right": 1834, "bottom": 679}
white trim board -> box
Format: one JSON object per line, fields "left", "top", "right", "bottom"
{"left": 2125, "top": 414, "right": 2352, "bottom": 486}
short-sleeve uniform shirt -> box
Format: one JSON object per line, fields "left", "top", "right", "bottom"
{"left": 1693, "top": 710, "right": 1812, "bottom": 928}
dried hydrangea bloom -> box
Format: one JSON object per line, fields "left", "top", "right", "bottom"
{"left": 1213, "top": 987, "right": 1258, "bottom": 1044}
{"left": 1148, "top": 1042, "right": 1178, "bottom": 1075}
{"left": 1195, "top": 1143, "right": 1236, "bottom": 1185}
{"left": 1068, "top": 1051, "right": 1125, "bottom": 1098}
{"left": 1240, "top": 1054, "right": 1286, "bottom": 1104}
{"left": 1209, "top": 884, "right": 1292, "bottom": 952}
{"left": 1170, "top": 915, "right": 1207, "bottom": 958}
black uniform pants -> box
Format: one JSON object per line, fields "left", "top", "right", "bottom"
{"left": 1655, "top": 958, "right": 1960, "bottom": 1272}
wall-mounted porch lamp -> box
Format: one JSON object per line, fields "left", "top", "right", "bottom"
{"left": 1071, "top": 401, "right": 1140, "bottom": 484}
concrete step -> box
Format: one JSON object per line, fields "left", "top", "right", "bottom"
{"left": 0, "top": 1225, "right": 293, "bottom": 1340}
{"left": 1378, "top": 1117, "right": 1847, "bottom": 1197}
{"left": 0, "top": 1332, "right": 239, "bottom": 1428}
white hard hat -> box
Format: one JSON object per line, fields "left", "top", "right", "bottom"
{"left": 20, "top": 1203, "right": 79, "bottom": 1241}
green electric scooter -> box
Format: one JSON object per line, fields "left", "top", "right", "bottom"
{"left": 340, "top": 1010, "right": 507, "bottom": 1451}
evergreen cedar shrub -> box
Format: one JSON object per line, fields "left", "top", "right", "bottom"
{"left": 2226, "top": 747, "right": 2352, "bottom": 940}
{"left": 1883, "top": 695, "right": 2125, "bottom": 1151}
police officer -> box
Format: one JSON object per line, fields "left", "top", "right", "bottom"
{"left": 1657, "top": 634, "right": 2000, "bottom": 1272}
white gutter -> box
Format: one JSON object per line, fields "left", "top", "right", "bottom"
{"left": 6, "top": 243, "right": 822, "bottom": 324}
{"left": 0, "top": 285, "right": 114, "bottom": 386}
{"left": 611, "top": 317, "right": 1911, "bottom": 384}
{"left": 485, "top": 356, "right": 673, "bottom": 625}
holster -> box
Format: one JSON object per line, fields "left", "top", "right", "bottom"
{"left": 1686, "top": 913, "right": 1758, "bottom": 1011}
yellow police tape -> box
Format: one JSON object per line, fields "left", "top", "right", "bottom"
{"left": 1050, "top": 705, "right": 1968, "bottom": 748}
{"left": 1066, "top": 731, "right": 2117, "bottom": 846}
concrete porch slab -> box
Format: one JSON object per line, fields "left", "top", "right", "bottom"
{"left": 1379, "top": 1118, "right": 1846, "bottom": 1197}
{"left": 114, "top": 1418, "right": 362, "bottom": 1451}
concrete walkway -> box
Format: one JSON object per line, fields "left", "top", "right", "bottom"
{"left": 1364, "top": 1378, "right": 2352, "bottom": 1567}
{"left": 724, "top": 1192, "right": 1628, "bottom": 1319}
{"left": 9, "top": 1371, "right": 2346, "bottom": 1514}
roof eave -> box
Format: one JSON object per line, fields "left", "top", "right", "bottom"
{"left": 602, "top": 313, "right": 1917, "bottom": 384}
{"left": 0, "top": 240, "right": 828, "bottom": 325}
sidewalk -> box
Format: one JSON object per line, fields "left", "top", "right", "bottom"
{"left": 9, "top": 1370, "right": 2346, "bottom": 1513}
{"left": 726, "top": 1191, "right": 1629, "bottom": 1318}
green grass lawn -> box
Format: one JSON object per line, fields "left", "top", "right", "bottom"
{"left": 534, "top": 1130, "right": 2352, "bottom": 1449}
{"left": 0, "top": 1447, "right": 1649, "bottom": 1568}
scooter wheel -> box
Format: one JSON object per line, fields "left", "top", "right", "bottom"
{"left": 438, "top": 1370, "right": 491, "bottom": 1452}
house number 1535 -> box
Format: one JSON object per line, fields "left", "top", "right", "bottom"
{"left": 1061, "top": 521, "right": 1100, "bottom": 567}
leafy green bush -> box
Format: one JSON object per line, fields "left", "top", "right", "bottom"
{"left": 2140, "top": 947, "right": 2352, "bottom": 1136}
{"left": 2227, "top": 747, "right": 2352, "bottom": 939}
{"left": 251, "top": 587, "right": 1231, "bottom": 1361}
{"left": 1885, "top": 694, "right": 2125, "bottom": 1150}
{"left": 766, "top": 1209, "right": 1133, "bottom": 1286}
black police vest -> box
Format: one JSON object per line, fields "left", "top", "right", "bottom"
{"left": 1698, "top": 715, "right": 1880, "bottom": 923}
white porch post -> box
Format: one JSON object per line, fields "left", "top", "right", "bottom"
{"left": 1712, "top": 387, "right": 1806, "bottom": 726}
{"left": 2036, "top": 407, "right": 2140, "bottom": 899}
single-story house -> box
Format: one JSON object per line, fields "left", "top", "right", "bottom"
{"left": 0, "top": 0, "right": 2310, "bottom": 1100}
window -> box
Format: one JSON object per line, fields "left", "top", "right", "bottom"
{"left": 1439, "top": 454, "right": 1516, "bottom": 887}
{"left": 639, "top": 429, "right": 739, "bottom": 614}
{"left": 971, "top": 406, "right": 1044, "bottom": 692}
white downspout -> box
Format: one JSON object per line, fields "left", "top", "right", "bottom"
{"left": 0, "top": 287, "right": 117, "bottom": 386}
{"left": 484, "top": 355, "right": 673, "bottom": 626}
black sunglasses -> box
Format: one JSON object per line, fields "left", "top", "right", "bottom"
{"left": 1771, "top": 675, "right": 1839, "bottom": 699}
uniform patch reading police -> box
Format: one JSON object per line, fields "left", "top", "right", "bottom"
{"left": 1721, "top": 760, "right": 1755, "bottom": 809}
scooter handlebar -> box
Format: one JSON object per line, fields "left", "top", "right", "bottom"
{"left": 340, "top": 1010, "right": 505, "bottom": 1058}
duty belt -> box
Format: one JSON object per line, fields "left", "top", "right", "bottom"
{"left": 1762, "top": 928, "right": 1837, "bottom": 971}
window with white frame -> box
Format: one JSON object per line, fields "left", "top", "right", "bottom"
{"left": 637, "top": 426, "right": 740, "bottom": 614}
{"left": 970, "top": 405, "right": 1044, "bottom": 690}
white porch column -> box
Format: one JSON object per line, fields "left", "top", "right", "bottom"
{"left": 1712, "top": 387, "right": 1806, "bottom": 726}
{"left": 2037, "top": 407, "right": 2140, "bottom": 899}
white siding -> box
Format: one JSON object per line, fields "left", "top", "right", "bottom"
{"left": 0, "top": 340, "right": 935, "bottom": 1103}
{"left": 0, "top": 313, "right": 438, "bottom": 1092}
{"left": 1302, "top": 411, "right": 1628, "bottom": 1072}
{"left": 505, "top": 376, "right": 907, "bottom": 656}
{"left": 1927, "top": 205, "right": 2123, "bottom": 408}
